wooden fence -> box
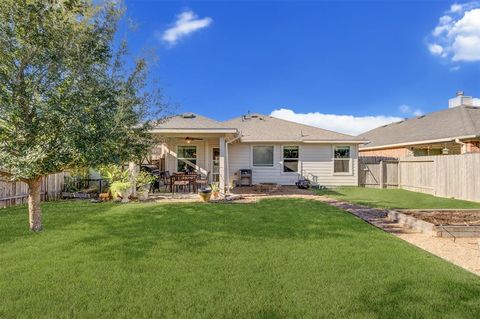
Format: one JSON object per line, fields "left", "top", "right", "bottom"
{"left": 359, "top": 156, "right": 399, "bottom": 189}
{"left": 359, "top": 154, "right": 480, "bottom": 202}
{"left": 0, "top": 172, "right": 67, "bottom": 208}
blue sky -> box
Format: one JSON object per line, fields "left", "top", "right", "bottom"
{"left": 121, "top": 0, "right": 480, "bottom": 135}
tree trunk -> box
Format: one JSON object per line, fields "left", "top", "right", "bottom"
{"left": 27, "top": 178, "right": 43, "bottom": 232}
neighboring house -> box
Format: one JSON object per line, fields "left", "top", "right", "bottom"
{"left": 359, "top": 92, "right": 480, "bottom": 158}
{"left": 149, "top": 112, "right": 365, "bottom": 192}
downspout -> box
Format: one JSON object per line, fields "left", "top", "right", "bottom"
{"left": 455, "top": 138, "right": 467, "bottom": 154}
{"left": 225, "top": 133, "right": 242, "bottom": 194}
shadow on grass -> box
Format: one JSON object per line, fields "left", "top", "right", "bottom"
{"left": 355, "top": 279, "right": 480, "bottom": 318}
{"left": 0, "top": 200, "right": 116, "bottom": 246}
{"left": 71, "top": 198, "right": 378, "bottom": 260}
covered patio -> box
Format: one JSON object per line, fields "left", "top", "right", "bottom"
{"left": 145, "top": 113, "right": 239, "bottom": 194}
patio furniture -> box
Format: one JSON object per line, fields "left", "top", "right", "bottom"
{"left": 196, "top": 172, "right": 210, "bottom": 189}
{"left": 160, "top": 171, "right": 172, "bottom": 192}
{"left": 171, "top": 174, "right": 196, "bottom": 193}
{"left": 238, "top": 169, "right": 252, "bottom": 186}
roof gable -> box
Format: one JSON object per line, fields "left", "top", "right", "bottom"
{"left": 359, "top": 106, "right": 480, "bottom": 149}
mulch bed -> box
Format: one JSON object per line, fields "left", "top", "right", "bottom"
{"left": 401, "top": 210, "right": 480, "bottom": 226}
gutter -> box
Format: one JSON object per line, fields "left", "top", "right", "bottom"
{"left": 149, "top": 128, "right": 238, "bottom": 134}
{"left": 359, "top": 135, "right": 478, "bottom": 151}
{"left": 455, "top": 138, "right": 468, "bottom": 153}
{"left": 239, "top": 139, "right": 367, "bottom": 144}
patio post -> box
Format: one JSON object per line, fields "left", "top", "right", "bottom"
{"left": 219, "top": 136, "right": 226, "bottom": 194}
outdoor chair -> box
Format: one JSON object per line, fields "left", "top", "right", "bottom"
{"left": 172, "top": 174, "right": 192, "bottom": 193}
{"left": 160, "top": 171, "right": 172, "bottom": 192}
{"left": 196, "top": 172, "right": 210, "bottom": 189}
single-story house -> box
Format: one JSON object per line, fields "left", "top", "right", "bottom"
{"left": 359, "top": 91, "right": 480, "bottom": 158}
{"left": 148, "top": 113, "right": 365, "bottom": 192}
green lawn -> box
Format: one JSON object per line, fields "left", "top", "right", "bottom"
{"left": 1, "top": 200, "right": 479, "bottom": 318}
{"left": 316, "top": 186, "right": 480, "bottom": 210}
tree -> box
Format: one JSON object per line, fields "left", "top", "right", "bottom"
{"left": 0, "top": 0, "right": 164, "bottom": 231}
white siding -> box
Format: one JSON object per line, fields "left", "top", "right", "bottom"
{"left": 301, "top": 144, "right": 358, "bottom": 186}
{"left": 228, "top": 142, "right": 358, "bottom": 186}
{"left": 164, "top": 140, "right": 207, "bottom": 173}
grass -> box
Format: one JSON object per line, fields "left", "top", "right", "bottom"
{"left": 1, "top": 199, "right": 479, "bottom": 318}
{"left": 316, "top": 186, "right": 480, "bottom": 210}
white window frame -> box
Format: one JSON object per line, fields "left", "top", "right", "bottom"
{"left": 251, "top": 145, "right": 275, "bottom": 168}
{"left": 176, "top": 145, "right": 198, "bottom": 172}
{"left": 281, "top": 145, "right": 300, "bottom": 174}
{"left": 332, "top": 145, "right": 352, "bottom": 175}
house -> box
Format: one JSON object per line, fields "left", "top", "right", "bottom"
{"left": 359, "top": 91, "right": 480, "bottom": 158}
{"left": 149, "top": 112, "right": 365, "bottom": 192}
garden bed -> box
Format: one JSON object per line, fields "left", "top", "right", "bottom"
{"left": 400, "top": 210, "right": 480, "bottom": 226}
{"left": 390, "top": 209, "right": 480, "bottom": 238}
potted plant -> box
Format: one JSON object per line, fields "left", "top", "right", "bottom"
{"left": 110, "top": 181, "right": 133, "bottom": 203}
{"left": 210, "top": 182, "right": 220, "bottom": 199}
{"left": 135, "top": 171, "right": 155, "bottom": 201}
{"left": 198, "top": 186, "right": 212, "bottom": 202}
{"left": 99, "top": 165, "right": 132, "bottom": 201}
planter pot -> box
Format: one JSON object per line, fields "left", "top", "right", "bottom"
{"left": 117, "top": 189, "right": 132, "bottom": 203}
{"left": 99, "top": 193, "right": 110, "bottom": 201}
{"left": 198, "top": 187, "right": 212, "bottom": 202}
{"left": 198, "top": 192, "right": 212, "bottom": 202}
{"left": 137, "top": 190, "right": 150, "bottom": 201}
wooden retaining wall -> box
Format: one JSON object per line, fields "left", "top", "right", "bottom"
{"left": 359, "top": 153, "right": 480, "bottom": 202}
{"left": 0, "top": 172, "right": 67, "bottom": 208}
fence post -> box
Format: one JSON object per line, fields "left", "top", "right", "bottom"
{"left": 379, "top": 160, "right": 385, "bottom": 189}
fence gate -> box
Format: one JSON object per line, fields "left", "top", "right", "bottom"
{"left": 359, "top": 157, "right": 399, "bottom": 188}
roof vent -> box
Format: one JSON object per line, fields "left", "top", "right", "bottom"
{"left": 242, "top": 113, "right": 264, "bottom": 121}
{"left": 182, "top": 113, "right": 196, "bottom": 119}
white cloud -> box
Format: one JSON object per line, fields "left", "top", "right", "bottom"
{"left": 159, "top": 10, "right": 212, "bottom": 46}
{"left": 399, "top": 104, "right": 424, "bottom": 117}
{"left": 450, "top": 3, "right": 464, "bottom": 13}
{"left": 428, "top": 2, "right": 480, "bottom": 62}
{"left": 450, "top": 65, "right": 461, "bottom": 71}
{"left": 428, "top": 43, "right": 444, "bottom": 55}
{"left": 270, "top": 109, "right": 403, "bottom": 136}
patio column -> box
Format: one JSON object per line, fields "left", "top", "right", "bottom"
{"left": 219, "top": 136, "right": 226, "bottom": 194}
{"left": 128, "top": 162, "right": 139, "bottom": 196}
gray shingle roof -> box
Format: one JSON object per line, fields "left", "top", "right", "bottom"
{"left": 224, "top": 114, "right": 365, "bottom": 142}
{"left": 152, "top": 113, "right": 236, "bottom": 131}
{"left": 359, "top": 105, "right": 480, "bottom": 149}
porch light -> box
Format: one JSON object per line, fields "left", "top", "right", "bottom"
{"left": 185, "top": 137, "right": 192, "bottom": 144}
{"left": 442, "top": 147, "right": 449, "bottom": 155}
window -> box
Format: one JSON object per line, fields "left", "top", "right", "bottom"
{"left": 334, "top": 146, "right": 351, "bottom": 173}
{"left": 283, "top": 146, "right": 299, "bottom": 173}
{"left": 177, "top": 146, "right": 197, "bottom": 172}
{"left": 252, "top": 146, "right": 274, "bottom": 167}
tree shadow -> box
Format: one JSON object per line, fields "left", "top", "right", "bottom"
{"left": 354, "top": 279, "right": 480, "bottom": 318}
{"left": 0, "top": 201, "right": 116, "bottom": 246}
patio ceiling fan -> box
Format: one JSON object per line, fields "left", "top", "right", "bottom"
{"left": 184, "top": 137, "right": 203, "bottom": 144}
